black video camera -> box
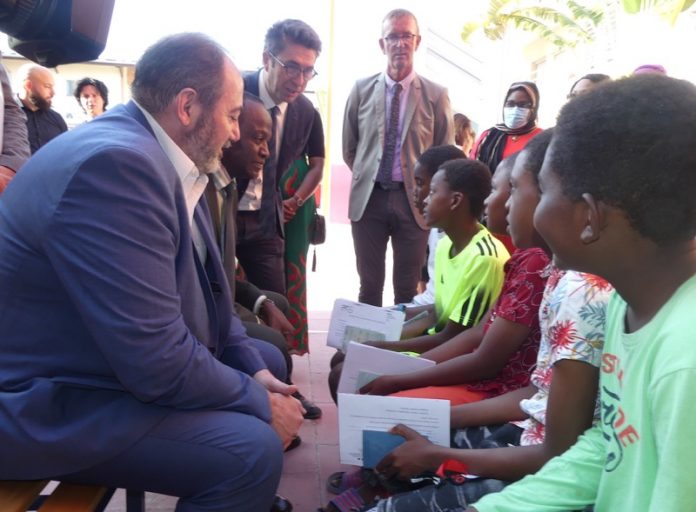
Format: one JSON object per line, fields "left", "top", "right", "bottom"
{"left": 0, "top": 0, "right": 114, "bottom": 67}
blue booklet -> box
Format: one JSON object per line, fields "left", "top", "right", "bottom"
{"left": 362, "top": 430, "right": 406, "bottom": 469}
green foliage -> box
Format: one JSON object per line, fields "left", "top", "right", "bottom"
{"left": 621, "top": 0, "right": 696, "bottom": 23}
{"left": 622, "top": 0, "right": 695, "bottom": 14}
{"left": 462, "top": 0, "right": 696, "bottom": 47}
{"left": 461, "top": 0, "right": 604, "bottom": 49}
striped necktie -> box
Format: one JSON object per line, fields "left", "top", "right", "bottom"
{"left": 376, "top": 82, "right": 402, "bottom": 186}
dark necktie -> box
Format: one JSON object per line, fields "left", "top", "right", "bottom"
{"left": 265, "top": 105, "right": 280, "bottom": 179}
{"left": 377, "top": 82, "right": 402, "bottom": 186}
{"left": 219, "top": 179, "right": 238, "bottom": 297}
{"left": 191, "top": 238, "right": 214, "bottom": 351}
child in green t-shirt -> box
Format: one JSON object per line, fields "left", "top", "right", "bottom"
{"left": 467, "top": 74, "right": 696, "bottom": 512}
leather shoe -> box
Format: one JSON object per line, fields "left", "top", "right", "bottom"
{"left": 270, "top": 494, "right": 293, "bottom": 512}
{"left": 285, "top": 435, "right": 302, "bottom": 452}
{"left": 292, "top": 391, "right": 322, "bottom": 420}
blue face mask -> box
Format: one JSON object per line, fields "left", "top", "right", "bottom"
{"left": 503, "top": 106, "right": 531, "bottom": 130}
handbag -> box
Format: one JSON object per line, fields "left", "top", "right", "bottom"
{"left": 309, "top": 210, "right": 325, "bottom": 272}
{"left": 309, "top": 211, "right": 326, "bottom": 245}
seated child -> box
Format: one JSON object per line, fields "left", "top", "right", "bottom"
{"left": 361, "top": 152, "right": 548, "bottom": 406}
{"left": 329, "top": 157, "right": 509, "bottom": 402}
{"left": 403, "top": 146, "right": 466, "bottom": 310}
{"left": 467, "top": 74, "right": 696, "bottom": 512}
{"left": 323, "top": 129, "right": 613, "bottom": 512}
{"left": 365, "top": 158, "right": 510, "bottom": 353}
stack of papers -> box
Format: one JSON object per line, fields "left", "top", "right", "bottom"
{"left": 338, "top": 393, "right": 450, "bottom": 465}
{"left": 326, "top": 299, "right": 405, "bottom": 350}
{"left": 337, "top": 341, "right": 435, "bottom": 394}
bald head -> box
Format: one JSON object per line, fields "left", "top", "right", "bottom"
{"left": 19, "top": 64, "right": 56, "bottom": 111}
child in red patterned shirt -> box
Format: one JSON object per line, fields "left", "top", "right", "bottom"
{"left": 360, "top": 152, "right": 548, "bottom": 404}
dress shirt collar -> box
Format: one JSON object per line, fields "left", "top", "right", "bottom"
{"left": 134, "top": 101, "right": 208, "bottom": 225}
{"left": 208, "top": 167, "right": 232, "bottom": 192}
{"left": 384, "top": 69, "right": 416, "bottom": 92}
{"left": 259, "top": 68, "right": 288, "bottom": 117}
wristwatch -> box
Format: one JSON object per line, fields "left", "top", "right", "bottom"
{"left": 293, "top": 194, "right": 305, "bottom": 207}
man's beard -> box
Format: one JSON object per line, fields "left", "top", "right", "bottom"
{"left": 183, "top": 115, "right": 223, "bottom": 173}
{"left": 30, "top": 93, "right": 51, "bottom": 111}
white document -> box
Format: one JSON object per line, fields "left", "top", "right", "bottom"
{"left": 337, "top": 341, "right": 435, "bottom": 394}
{"left": 338, "top": 393, "right": 450, "bottom": 465}
{"left": 326, "top": 299, "right": 405, "bottom": 350}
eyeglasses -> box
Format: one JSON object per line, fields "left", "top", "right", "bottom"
{"left": 268, "top": 52, "right": 317, "bottom": 81}
{"left": 504, "top": 100, "right": 533, "bottom": 109}
{"left": 383, "top": 33, "right": 418, "bottom": 45}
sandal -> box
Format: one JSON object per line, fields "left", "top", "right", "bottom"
{"left": 326, "top": 469, "right": 367, "bottom": 494}
{"left": 325, "top": 488, "right": 369, "bottom": 512}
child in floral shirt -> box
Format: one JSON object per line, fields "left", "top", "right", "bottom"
{"left": 515, "top": 268, "right": 610, "bottom": 445}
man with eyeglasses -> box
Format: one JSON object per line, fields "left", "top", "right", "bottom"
{"left": 344, "top": 8, "right": 454, "bottom": 307}
{"left": 16, "top": 63, "right": 67, "bottom": 154}
{"left": 231, "top": 19, "right": 324, "bottom": 422}
{"left": 234, "top": 18, "right": 321, "bottom": 296}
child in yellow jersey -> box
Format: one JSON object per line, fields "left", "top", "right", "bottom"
{"left": 366, "top": 158, "right": 509, "bottom": 356}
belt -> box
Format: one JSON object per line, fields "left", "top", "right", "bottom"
{"left": 375, "top": 181, "right": 405, "bottom": 191}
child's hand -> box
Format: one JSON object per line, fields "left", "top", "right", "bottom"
{"left": 362, "top": 340, "right": 391, "bottom": 350}
{"left": 375, "top": 424, "right": 445, "bottom": 479}
{"left": 359, "top": 374, "right": 403, "bottom": 395}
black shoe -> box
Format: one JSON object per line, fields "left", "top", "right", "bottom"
{"left": 285, "top": 435, "right": 302, "bottom": 452}
{"left": 293, "top": 391, "right": 323, "bottom": 420}
{"left": 270, "top": 494, "right": 293, "bottom": 512}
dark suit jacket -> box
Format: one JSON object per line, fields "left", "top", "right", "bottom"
{"left": 204, "top": 178, "right": 265, "bottom": 309}
{"left": 0, "top": 101, "right": 270, "bottom": 479}
{"left": 240, "top": 70, "right": 316, "bottom": 238}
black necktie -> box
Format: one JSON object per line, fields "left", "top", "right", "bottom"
{"left": 377, "top": 83, "right": 402, "bottom": 185}
{"left": 265, "top": 106, "right": 280, "bottom": 179}
{"left": 219, "top": 179, "right": 237, "bottom": 297}
{"left": 191, "top": 239, "right": 214, "bottom": 351}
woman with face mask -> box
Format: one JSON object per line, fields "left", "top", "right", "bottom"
{"left": 471, "top": 81, "right": 542, "bottom": 174}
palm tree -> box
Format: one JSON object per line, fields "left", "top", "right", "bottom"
{"left": 462, "top": 0, "right": 694, "bottom": 48}
{"left": 461, "top": 0, "right": 604, "bottom": 48}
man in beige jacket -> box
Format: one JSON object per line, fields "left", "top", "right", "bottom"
{"left": 343, "top": 8, "right": 453, "bottom": 307}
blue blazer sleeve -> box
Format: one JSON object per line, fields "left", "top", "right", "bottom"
{"left": 41, "top": 143, "right": 271, "bottom": 421}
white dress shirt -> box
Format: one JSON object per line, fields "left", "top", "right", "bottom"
{"left": 135, "top": 101, "right": 209, "bottom": 261}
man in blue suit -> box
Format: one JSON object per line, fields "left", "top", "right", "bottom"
{"left": 0, "top": 33, "right": 302, "bottom": 512}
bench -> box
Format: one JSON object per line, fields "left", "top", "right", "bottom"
{"left": 0, "top": 480, "right": 145, "bottom": 511}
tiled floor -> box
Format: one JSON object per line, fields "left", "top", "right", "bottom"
{"left": 276, "top": 315, "right": 352, "bottom": 512}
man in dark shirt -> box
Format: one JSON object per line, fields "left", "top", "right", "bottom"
{"left": 16, "top": 63, "right": 68, "bottom": 153}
